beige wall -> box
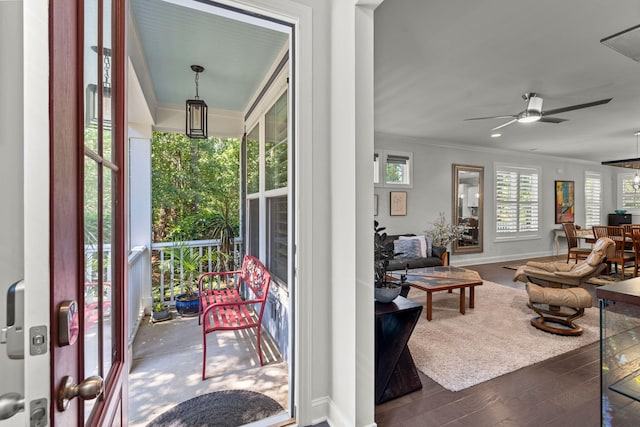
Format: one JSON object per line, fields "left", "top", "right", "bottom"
{"left": 375, "top": 132, "right": 617, "bottom": 266}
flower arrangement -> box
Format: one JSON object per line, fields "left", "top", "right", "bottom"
{"left": 425, "top": 212, "right": 465, "bottom": 248}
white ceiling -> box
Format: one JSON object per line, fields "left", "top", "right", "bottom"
{"left": 131, "top": 0, "right": 640, "bottom": 164}
{"left": 130, "top": 0, "right": 288, "bottom": 113}
{"left": 374, "top": 0, "right": 640, "bottom": 164}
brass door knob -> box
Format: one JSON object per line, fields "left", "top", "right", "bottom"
{"left": 57, "top": 375, "right": 104, "bottom": 411}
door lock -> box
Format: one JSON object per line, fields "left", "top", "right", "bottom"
{"left": 57, "top": 375, "right": 103, "bottom": 412}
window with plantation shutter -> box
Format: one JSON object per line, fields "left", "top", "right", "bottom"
{"left": 620, "top": 173, "right": 640, "bottom": 209}
{"left": 495, "top": 164, "right": 540, "bottom": 239}
{"left": 585, "top": 172, "right": 601, "bottom": 228}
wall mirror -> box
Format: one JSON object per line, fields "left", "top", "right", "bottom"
{"left": 452, "top": 164, "right": 484, "bottom": 254}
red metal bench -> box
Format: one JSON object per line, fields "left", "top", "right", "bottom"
{"left": 197, "top": 255, "right": 271, "bottom": 380}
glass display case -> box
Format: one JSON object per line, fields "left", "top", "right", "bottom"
{"left": 597, "top": 280, "right": 640, "bottom": 425}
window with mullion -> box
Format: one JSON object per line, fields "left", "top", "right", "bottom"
{"left": 265, "top": 92, "right": 288, "bottom": 191}
{"left": 495, "top": 165, "right": 540, "bottom": 239}
{"left": 373, "top": 150, "right": 413, "bottom": 188}
{"left": 244, "top": 87, "right": 289, "bottom": 289}
{"left": 585, "top": 172, "right": 602, "bottom": 228}
{"left": 267, "top": 195, "right": 288, "bottom": 283}
{"left": 246, "top": 125, "right": 260, "bottom": 195}
{"left": 621, "top": 173, "right": 640, "bottom": 209}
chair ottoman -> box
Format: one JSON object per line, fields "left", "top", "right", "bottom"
{"left": 526, "top": 282, "right": 592, "bottom": 336}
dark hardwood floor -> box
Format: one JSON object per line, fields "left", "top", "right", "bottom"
{"left": 375, "top": 258, "right": 601, "bottom": 427}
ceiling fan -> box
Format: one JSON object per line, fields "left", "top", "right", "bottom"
{"left": 465, "top": 92, "right": 613, "bottom": 131}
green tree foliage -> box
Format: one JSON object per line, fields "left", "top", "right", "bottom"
{"left": 151, "top": 132, "right": 240, "bottom": 243}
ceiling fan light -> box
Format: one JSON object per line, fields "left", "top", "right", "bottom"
{"left": 517, "top": 113, "right": 541, "bottom": 124}
{"left": 526, "top": 95, "right": 543, "bottom": 113}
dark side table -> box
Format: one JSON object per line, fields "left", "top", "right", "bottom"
{"left": 375, "top": 296, "right": 423, "bottom": 404}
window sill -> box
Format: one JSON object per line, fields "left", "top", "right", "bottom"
{"left": 494, "top": 235, "right": 542, "bottom": 243}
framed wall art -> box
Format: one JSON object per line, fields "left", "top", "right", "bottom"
{"left": 555, "top": 180, "right": 575, "bottom": 224}
{"left": 390, "top": 191, "right": 407, "bottom": 216}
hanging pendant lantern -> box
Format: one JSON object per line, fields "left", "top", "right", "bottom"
{"left": 186, "top": 65, "right": 208, "bottom": 139}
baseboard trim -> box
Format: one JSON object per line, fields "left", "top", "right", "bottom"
{"left": 310, "top": 396, "right": 331, "bottom": 426}
{"left": 454, "top": 250, "right": 554, "bottom": 266}
{"left": 310, "top": 395, "right": 377, "bottom": 427}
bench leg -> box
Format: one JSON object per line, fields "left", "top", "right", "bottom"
{"left": 202, "top": 332, "right": 207, "bottom": 380}
{"left": 257, "top": 325, "right": 264, "bottom": 366}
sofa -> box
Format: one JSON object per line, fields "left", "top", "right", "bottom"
{"left": 383, "top": 233, "right": 449, "bottom": 271}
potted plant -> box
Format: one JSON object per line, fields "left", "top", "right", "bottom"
{"left": 151, "top": 300, "right": 171, "bottom": 322}
{"left": 159, "top": 244, "right": 206, "bottom": 316}
{"left": 175, "top": 290, "right": 200, "bottom": 316}
{"left": 374, "top": 221, "right": 406, "bottom": 303}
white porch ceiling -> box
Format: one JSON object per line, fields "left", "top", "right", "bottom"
{"left": 130, "top": 0, "right": 288, "bottom": 114}
{"left": 374, "top": 0, "right": 640, "bottom": 164}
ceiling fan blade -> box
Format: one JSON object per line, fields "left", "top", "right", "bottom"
{"left": 542, "top": 98, "right": 613, "bottom": 116}
{"left": 464, "top": 114, "right": 517, "bottom": 121}
{"left": 491, "top": 119, "right": 517, "bottom": 131}
{"left": 538, "top": 116, "right": 568, "bottom": 124}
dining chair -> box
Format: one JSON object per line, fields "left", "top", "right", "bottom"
{"left": 630, "top": 228, "right": 640, "bottom": 277}
{"left": 562, "top": 223, "right": 591, "bottom": 263}
{"left": 592, "top": 225, "right": 610, "bottom": 239}
{"left": 595, "top": 226, "right": 634, "bottom": 277}
{"left": 622, "top": 224, "right": 640, "bottom": 249}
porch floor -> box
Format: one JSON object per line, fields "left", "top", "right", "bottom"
{"left": 128, "top": 309, "right": 289, "bottom": 426}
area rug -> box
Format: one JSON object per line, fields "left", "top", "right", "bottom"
{"left": 405, "top": 281, "right": 637, "bottom": 392}
{"left": 146, "top": 390, "right": 284, "bottom": 427}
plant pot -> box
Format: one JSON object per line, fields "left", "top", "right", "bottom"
{"left": 175, "top": 293, "right": 200, "bottom": 316}
{"left": 375, "top": 284, "right": 402, "bottom": 303}
{"left": 152, "top": 309, "right": 171, "bottom": 322}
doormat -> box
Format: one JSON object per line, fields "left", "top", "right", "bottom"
{"left": 146, "top": 390, "right": 284, "bottom": 427}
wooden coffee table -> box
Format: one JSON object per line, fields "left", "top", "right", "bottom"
{"left": 393, "top": 266, "right": 483, "bottom": 321}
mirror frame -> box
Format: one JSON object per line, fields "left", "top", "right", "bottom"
{"left": 452, "top": 164, "right": 484, "bottom": 254}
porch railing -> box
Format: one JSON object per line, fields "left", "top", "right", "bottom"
{"left": 128, "top": 246, "right": 149, "bottom": 345}
{"left": 150, "top": 239, "right": 243, "bottom": 305}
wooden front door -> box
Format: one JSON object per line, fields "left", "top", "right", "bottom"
{"left": 50, "top": 0, "right": 127, "bottom": 425}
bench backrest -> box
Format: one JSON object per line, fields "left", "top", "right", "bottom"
{"left": 240, "top": 255, "right": 271, "bottom": 302}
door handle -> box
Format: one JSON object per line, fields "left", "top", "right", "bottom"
{"left": 0, "top": 392, "right": 24, "bottom": 420}
{"left": 57, "top": 375, "right": 104, "bottom": 412}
